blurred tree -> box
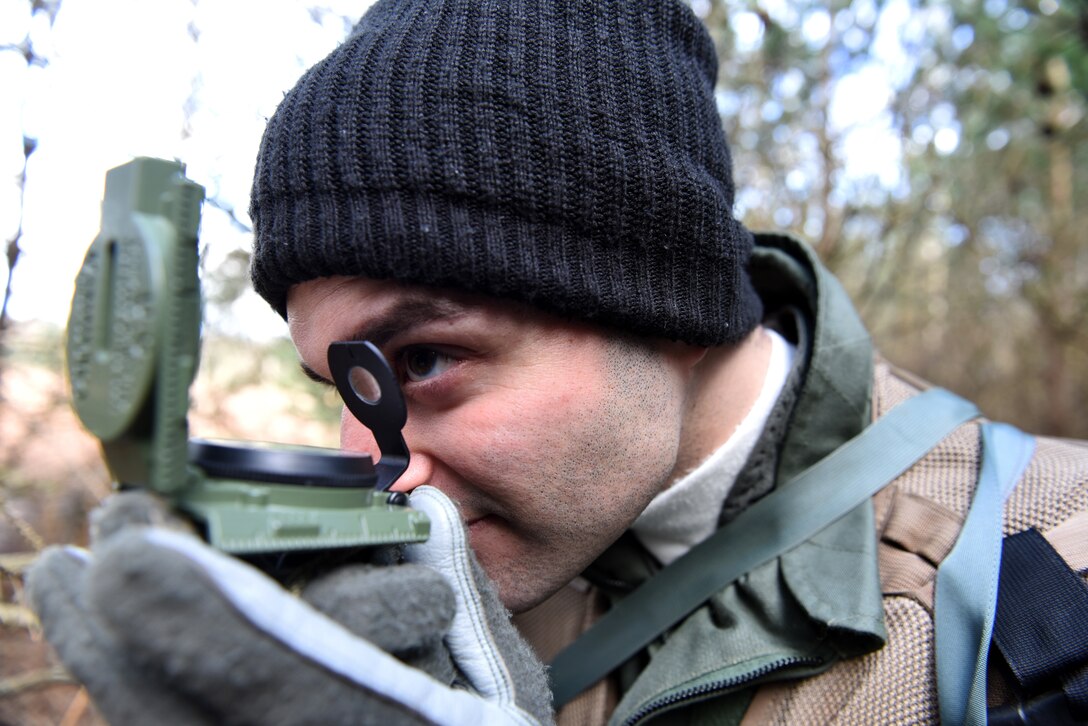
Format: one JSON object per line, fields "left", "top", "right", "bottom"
{"left": 933, "top": 0, "right": 1087, "bottom": 435}
{"left": 700, "top": 0, "right": 1087, "bottom": 437}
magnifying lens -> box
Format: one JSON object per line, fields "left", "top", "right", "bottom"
{"left": 328, "top": 340, "right": 410, "bottom": 492}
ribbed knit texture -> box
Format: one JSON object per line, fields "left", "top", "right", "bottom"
{"left": 249, "top": 0, "right": 763, "bottom": 345}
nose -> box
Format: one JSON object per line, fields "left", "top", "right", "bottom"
{"left": 340, "top": 408, "right": 433, "bottom": 493}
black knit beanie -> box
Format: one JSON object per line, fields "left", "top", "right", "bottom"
{"left": 250, "top": 0, "right": 763, "bottom": 345}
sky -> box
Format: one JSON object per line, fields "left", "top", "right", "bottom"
{"left": 0, "top": 0, "right": 371, "bottom": 338}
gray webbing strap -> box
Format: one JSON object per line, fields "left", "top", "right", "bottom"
{"left": 548, "top": 387, "right": 980, "bottom": 708}
{"left": 934, "top": 422, "right": 1035, "bottom": 726}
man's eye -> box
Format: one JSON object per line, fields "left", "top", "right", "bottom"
{"left": 402, "top": 348, "right": 456, "bottom": 382}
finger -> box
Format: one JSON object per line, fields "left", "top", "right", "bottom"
{"left": 26, "top": 546, "right": 92, "bottom": 645}
{"left": 90, "top": 528, "right": 531, "bottom": 725}
{"left": 405, "top": 487, "right": 553, "bottom": 723}
{"left": 26, "top": 546, "right": 212, "bottom": 725}
{"left": 302, "top": 563, "right": 457, "bottom": 682}
{"left": 90, "top": 489, "right": 195, "bottom": 545}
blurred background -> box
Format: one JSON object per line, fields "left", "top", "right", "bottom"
{"left": 0, "top": 0, "right": 1084, "bottom": 722}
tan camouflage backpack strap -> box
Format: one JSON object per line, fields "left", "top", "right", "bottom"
{"left": 873, "top": 359, "right": 1088, "bottom": 723}
{"left": 875, "top": 481, "right": 1088, "bottom": 613}
{"left": 743, "top": 359, "right": 1088, "bottom": 725}
{"left": 874, "top": 485, "right": 962, "bottom": 611}
{"left": 872, "top": 359, "right": 1088, "bottom": 603}
{"left": 870, "top": 358, "right": 972, "bottom": 612}
{"left": 1042, "top": 509, "right": 1088, "bottom": 574}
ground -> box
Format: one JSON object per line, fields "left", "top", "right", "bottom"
{"left": 0, "top": 360, "right": 107, "bottom": 725}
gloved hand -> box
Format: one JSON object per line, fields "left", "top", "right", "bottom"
{"left": 26, "top": 486, "right": 553, "bottom": 725}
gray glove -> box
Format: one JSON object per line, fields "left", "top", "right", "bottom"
{"left": 27, "top": 486, "right": 553, "bottom": 725}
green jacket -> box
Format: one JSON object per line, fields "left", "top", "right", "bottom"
{"left": 585, "top": 233, "right": 887, "bottom": 725}
{"left": 544, "top": 233, "right": 1087, "bottom": 725}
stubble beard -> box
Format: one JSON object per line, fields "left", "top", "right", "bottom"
{"left": 481, "top": 336, "right": 685, "bottom": 613}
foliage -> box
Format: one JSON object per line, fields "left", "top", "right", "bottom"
{"left": 700, "top": 0, "right": 1087, "bottom": 436}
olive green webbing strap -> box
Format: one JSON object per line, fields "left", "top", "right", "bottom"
{"left": 548, "top": 388, "right": 981, "bottom": 708}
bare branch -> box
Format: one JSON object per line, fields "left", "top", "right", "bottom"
{"left": 1, "top": 137, "right": 36, "bottom": 332}
{"left": 205, "top": 196, "right": 253, "bottom": 234}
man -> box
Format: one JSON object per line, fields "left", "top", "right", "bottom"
{"left": 30, "top": 0, "right": 1088, "bottom": 724}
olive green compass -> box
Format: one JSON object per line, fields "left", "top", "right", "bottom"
{"left": 67, "top": 157, "right": 428, "bottom": 557}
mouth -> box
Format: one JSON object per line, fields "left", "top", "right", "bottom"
{"left": 454, "top": 496, "right": 505, "bottom": 542}
{"left": 464, "top": 513, "right": 502, "bottom": 543}
{"left": 464, "top": 513, "right": 493, "bottom": 529}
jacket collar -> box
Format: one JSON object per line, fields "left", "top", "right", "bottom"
{"left": 590, "top": 235, "right": 886, "bottom": 724}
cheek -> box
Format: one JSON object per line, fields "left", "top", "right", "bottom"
{"left": 409, "top": 385, "right": 587, "bottom": 508}
{"left": 463, "top": 384, "right": 582, "bottom": 452}
{"left": 464, "top": 369, "right": 676, "bottom": 500}
{"left": 564, "top": 355, "right": 686, "bottom": 502}
{"left": 421, "top": 355, "right": 685, "bottom": 610}
{"left": 426, "top": 396, "right": 542, "bottom": 474}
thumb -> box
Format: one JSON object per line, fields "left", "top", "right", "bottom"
{"left": 405, "top": 486, "right": 553, "bottom": 723}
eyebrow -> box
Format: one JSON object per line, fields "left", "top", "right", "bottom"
{"left": 298, "top": 295, "right": 471, "bottom": 385}
{"left": 345, "top": 296, "right": 471, "bottom": 348}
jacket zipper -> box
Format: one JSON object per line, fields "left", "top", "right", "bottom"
{"left": 621, "top": 655, "right": 826, "bottom": 726}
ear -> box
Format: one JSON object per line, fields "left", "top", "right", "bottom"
{"left": 655, "top": 339, "right": 710, "bottom": 376}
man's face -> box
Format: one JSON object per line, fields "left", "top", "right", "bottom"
{"left": 287, "top": 276, "right": 694, "bottom": 612}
